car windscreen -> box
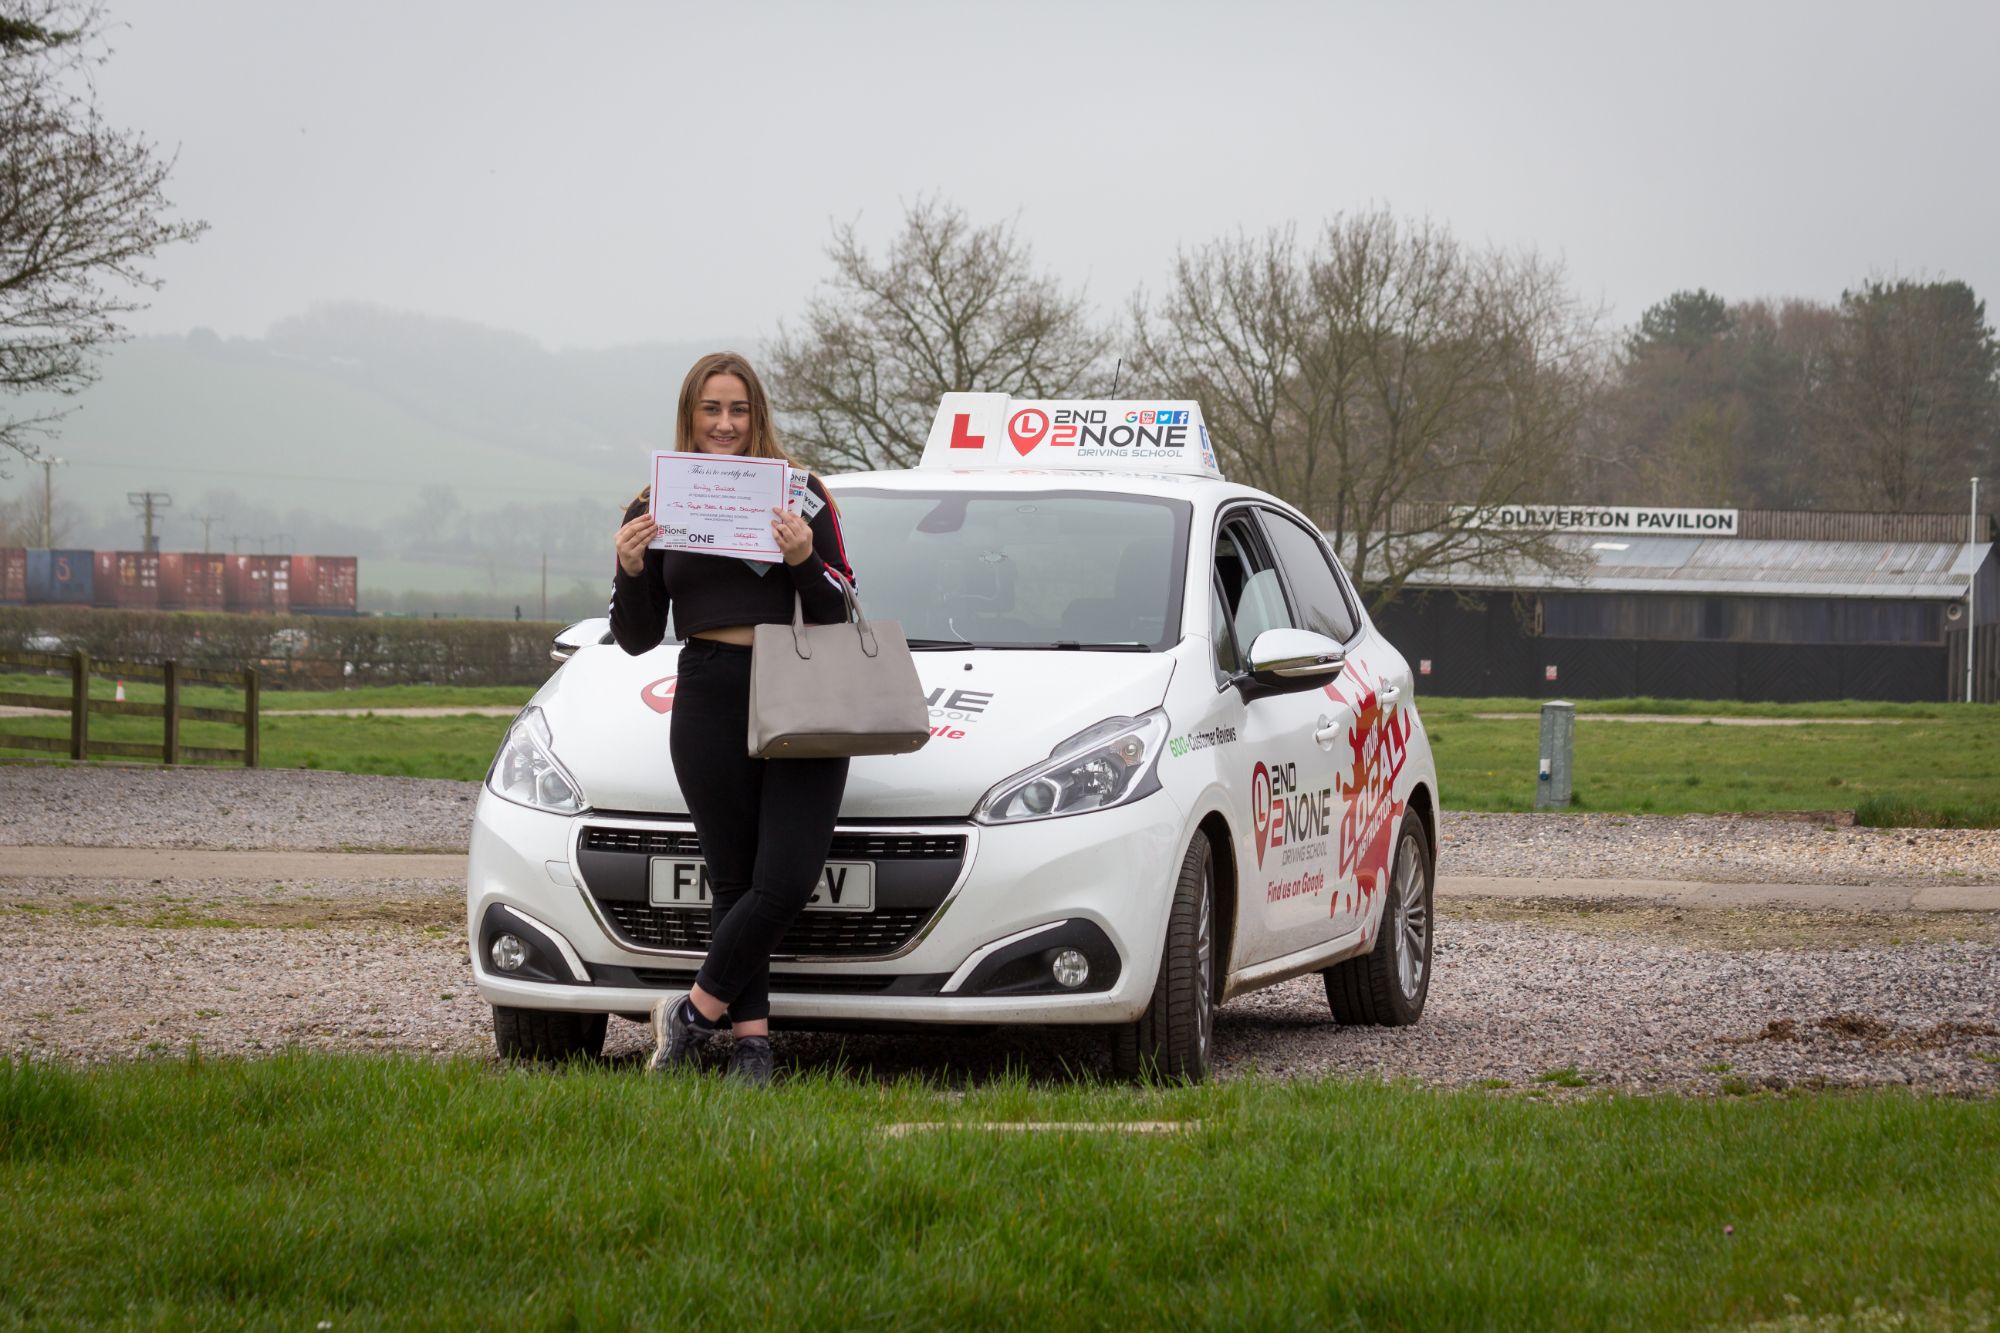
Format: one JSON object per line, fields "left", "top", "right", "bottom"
{"left": 829, "top": 488, "right": 1191, "bottom": 650}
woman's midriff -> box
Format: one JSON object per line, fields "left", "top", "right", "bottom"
{"left": 693, "top": 626, "right": 756, "bottom": 646}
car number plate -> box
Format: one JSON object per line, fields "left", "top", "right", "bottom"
{"left": 647, "top": 858, "right": 875, "bottom": 913}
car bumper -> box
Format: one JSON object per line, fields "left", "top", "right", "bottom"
{"left": 465, "top": 787, "right": 1187, "bottom": 1025}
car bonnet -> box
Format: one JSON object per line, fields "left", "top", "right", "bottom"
{"left": 533, "top": 641, "right": 1179, "bottom": 819}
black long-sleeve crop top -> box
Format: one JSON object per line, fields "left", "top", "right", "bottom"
{"left": 609, "top": 472, "right": 855, "bottom": 653}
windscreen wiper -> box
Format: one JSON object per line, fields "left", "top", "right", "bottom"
{"left": 905, "top": 639, "right": 979, "bottom": 651}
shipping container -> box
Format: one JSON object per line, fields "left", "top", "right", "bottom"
{"left": 0, "top": 548, "right": 24, "bottom": 604}
{"left": 289, "top": 554, "right": 359, "bottom": 615}
{"left": 223, "top": 553, "right": 291, "bottom": 614}
{"left": 25, "top": 549, "right": 94, "bottom": 605}
{"left": 158, "top": 552, "right": 227, "bottom": 611}
{"left": 91, "top": 551, "right": 160, "bottom": 610}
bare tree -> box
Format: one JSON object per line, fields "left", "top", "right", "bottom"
{"left": 1, "top": 3, "right": 207, "bottom": 468}
{"left": 1133, "top": 211, "right": 1603, "bottom": 605}
{"left": 1819, "top": 278, "right": 1998, "bottom": 512}
{"left": 768, "top": 198, "right": 1111, "bottom": 472}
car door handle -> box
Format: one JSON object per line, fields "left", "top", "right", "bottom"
{"left": 1314, "top": 715, "right": 1344, "bottom": 746}
{"left": 1378, "top": 683, "right": 1403, "bottom": 703}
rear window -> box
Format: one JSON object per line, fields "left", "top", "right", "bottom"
{"left": 829, "top": 488, "right": 1191, "bottom": 650}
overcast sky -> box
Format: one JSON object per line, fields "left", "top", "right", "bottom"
{"left": 101, "top": 0, "right": 2000, "bottom": 351}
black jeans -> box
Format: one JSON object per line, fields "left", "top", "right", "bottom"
{"left": 668, "top": 638, "right": 849, "bottom": 1022}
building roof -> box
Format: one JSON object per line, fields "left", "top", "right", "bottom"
{"left": 1379, "top": 534, "right": 1995, "bottom": 601}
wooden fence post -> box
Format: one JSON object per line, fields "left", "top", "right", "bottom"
{"left": 69, "top": 650, "right": 89, "bottom": 761}
{"left": 163, "top": 659, "right": 180, "bottom": 766}
{"left": 243, "top": 667, "right": 260, "bottom": 768}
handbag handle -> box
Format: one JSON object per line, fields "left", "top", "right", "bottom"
{"left": 787, "top": 571, "right": 878, "bottom": 661}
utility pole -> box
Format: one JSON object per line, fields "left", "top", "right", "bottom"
{"left": 1970, "top": 476, "right": 1982, "bottom": 704}
{"left": 38, "top": 456, "right": 64, "bottom": 547}
{"left": 540, "top": 550, "right": 547, "bottom": 621}
{"left": 191, "top": 513, "right": 223, "bottom": 553}
{"left": 128, "top": 491, "right": 173, "bottom": 553}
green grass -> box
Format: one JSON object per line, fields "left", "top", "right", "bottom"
{"left": 1418, "top": 697, "right": 2000, "bottom": 816}
{"left": 0, "top": 673, "right": 533, "bottom": 712}
{"left": 1854, "top": 793, "right": 2000, "bottom": 830}
{"left": 0, "top": 704, "right": 510, "bottom": 781}
{"left": 1434, "top": 695, "right": 1975, "bottom": 720}
{"left": 0, "top": 1055, "right": 1994, "bottom": 1328}
{"left": 6, "top": 687, "right": 2000, "bottom": 818}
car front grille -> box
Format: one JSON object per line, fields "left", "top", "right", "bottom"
{"left": 603, "top": 902, "right": 935, "bottom": 958}
{"left": 581, "top": 826, "right": 966, "bottom": 862}
{"left": 575, "top": 820, "right": 969, "bottom": 960}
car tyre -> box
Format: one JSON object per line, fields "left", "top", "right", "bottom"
{"left": 491, "top": 1005, "right": 607, "bottom": 1063}
{"left": 1323, "top": 811, "right": 1433, "bottom": 1026}
{"left": 1109, "top": 829, "right": 1216, "bottom": 1083}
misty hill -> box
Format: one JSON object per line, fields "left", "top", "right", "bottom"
{"left": 3, "top": 307, "right": 743, "bottom": 615}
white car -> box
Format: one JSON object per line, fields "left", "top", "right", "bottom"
{"left": 467, "top": 394, "right": 1440, "bottom": 1081}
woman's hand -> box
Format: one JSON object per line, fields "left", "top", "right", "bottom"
{"left": 771, "top": 508, "right": 813, "bottom": 566}
{"left": 616, "top": 512, "right": 658, "bottom": 577}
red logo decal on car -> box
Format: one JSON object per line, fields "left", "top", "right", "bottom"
{"left": 1325, "top": 665, "right": 1411, "bottom": 916}
{"left": 1250, "top": 761, "right": 1271, "bottom": 869}
{"left": 1007, "top": 408, "right": 1049, "bottom": 456}
{"left": 640, "top": 675, "right": 678, "bottom": 714}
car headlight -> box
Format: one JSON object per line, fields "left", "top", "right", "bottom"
{"left": 974, "top": 709, "right": 1169, "bottom": 825}
{"left": 486, "top": 706, "right": 584, "bottom": 815}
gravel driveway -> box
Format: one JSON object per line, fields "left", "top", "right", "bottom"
{"left": 3, "top": 766, "right": 1996, "bottom": 1091}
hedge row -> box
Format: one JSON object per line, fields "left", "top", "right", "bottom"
{"left": 0, "top": 607, "right": 569, "bottom": 688}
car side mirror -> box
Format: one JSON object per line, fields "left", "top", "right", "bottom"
{"left": 550, "top": 617, "right": 614, "bottom": 664}
{"left": 1241, "top": 628, "right": 1346, "bottom": 696}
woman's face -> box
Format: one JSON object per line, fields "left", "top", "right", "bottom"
{"left": 693, "top": 373, "right": 753, "bottom": 454}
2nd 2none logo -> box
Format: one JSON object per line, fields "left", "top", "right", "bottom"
{"left": 1250, "top": 759, "right": 1334, "bottom": 870}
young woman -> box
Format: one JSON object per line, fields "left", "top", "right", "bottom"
{"left": 609, "top": 351, "right": 855, "bottom": 1085}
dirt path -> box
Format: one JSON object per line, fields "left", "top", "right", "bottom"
{"left": 5, "top": 845, "right": 1994, "bottom": 912}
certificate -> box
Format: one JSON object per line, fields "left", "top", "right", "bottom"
{"left": 648, "top": 452, "right": 790, "bottom": 561}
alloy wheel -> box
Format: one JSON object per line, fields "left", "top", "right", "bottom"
{"left": 1392, "top": 831, "right": 1429, "bottom": 1001}
{"left": 1194, "top": 849, "right": 1214, "bottom": 1062}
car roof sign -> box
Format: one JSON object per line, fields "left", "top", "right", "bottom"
{"left": 919, "top": 393, "right": 1224, "bottom": 479}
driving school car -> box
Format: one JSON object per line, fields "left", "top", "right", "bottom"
{"left": 468, "top": 393, "right": 1440, "bottom": 1081}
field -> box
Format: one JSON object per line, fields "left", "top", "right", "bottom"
{"left": 1420, "top": 697, "right": 2000, "bottom": 821}
{"left": 0, "top": 1055, "right": 1993, "bottom": 1329}
{"left": 11, "top": 682, "right": 2000, "bottom": 819}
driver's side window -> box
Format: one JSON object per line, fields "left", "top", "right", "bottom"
{"left": 1211, "top": 513, "right": 1294, "bottom": 681}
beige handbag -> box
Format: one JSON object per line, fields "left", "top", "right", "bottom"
{"left": 748, "top": 577, "right": 931, "bottom": 759}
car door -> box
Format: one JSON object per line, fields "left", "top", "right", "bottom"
{"left": 1206, "top": 507, "right": 1346, "bottom": 968}
{"left": 1255, "top": 508, "right": 1413, "bottom": 941}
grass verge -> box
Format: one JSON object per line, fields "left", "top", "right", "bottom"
{"left": 1419, "top": 698, "right": 2000, "bottom": 815}
{"left": 5, "top": 688, "right": 2000, "bottom": 818}
{"left": 0, "top": 672, "right": 533, "bottom": 712}
{"left": 1854, "top": 793, "right": 2000, "bottom": 830}
{"left": 1, "top": 1055, "right": 1996, "bottom": 1328}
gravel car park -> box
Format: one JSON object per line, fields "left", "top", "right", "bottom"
{"left": 3, "top": 767, "right": 1996, "bottom": 1091}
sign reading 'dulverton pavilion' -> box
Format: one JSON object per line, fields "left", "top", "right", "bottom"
{"left": 1455, "top": 504, "right": 1740, "bottom": 537}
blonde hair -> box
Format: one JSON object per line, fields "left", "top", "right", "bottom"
{"left": 632, "top": 351, "right": 791, "bottom": 508}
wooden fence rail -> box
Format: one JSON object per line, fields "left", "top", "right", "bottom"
{"left": 0, "top": 650, "right": 259, "bottom": 766}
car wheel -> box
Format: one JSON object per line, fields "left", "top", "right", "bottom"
{"left": 1323, "top": 811, "right": 1433, "bottom": 1026}
{"left": 491, "top": 1005, "right": 607, "bottom": 1063}
{"left": 1109, "top": 829, "right": 1216, "bottom": 1083}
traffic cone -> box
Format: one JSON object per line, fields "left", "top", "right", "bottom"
{"left": 114, "top": 679, "right": 126, "bottom": 702}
